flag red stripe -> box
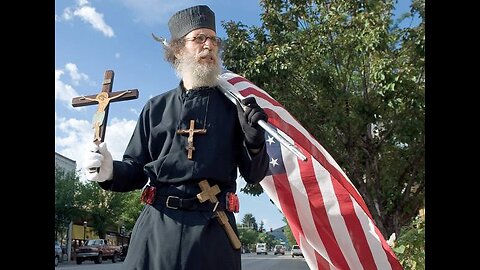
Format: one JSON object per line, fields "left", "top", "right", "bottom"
{"left": 314, "top": 249, "right": 331, "bottom": 270}
{"left": 375, "top": 225, "right": 404, "bottom": 270}
{"left": 270, "top": 173, "right": 302, "bottom": 243}
{"left": 226, "top": 75, "right": 251, "bottom": 86}
{"left": 329, "top": 173, "right": 378, "bottom": 269}
{"left": 238, "top": 87, "right": 282, "bottom": 107}
{"left": 298, "top": 155, "right": 350, "bottom": 269}
{"left": 270, "top": 167, "right": 331, "bottom": 270}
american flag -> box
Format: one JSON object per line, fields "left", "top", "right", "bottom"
{"left": 220, "top": 71, "right": 403, "bottom": 270}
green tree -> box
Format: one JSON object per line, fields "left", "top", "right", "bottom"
{"left": 238, "top": 226, "right": 259, "bottom": 250}
{"left": 118, "top": 190, "right": 144, "bottom": 232}
{"left": 257, "top": 230, "right": 276, "bottom": 249}
{"left": 282, "top": 217, "right": 296, "bottom": 246}
{"left": 241, "top": 213, "right": 258, "bottom": 231}
{"left": 222, "top": 0, "right": 424, "bottom": 238}
{"left": 258, "top": 220, "right": 265, "bottom": 232}
{"left": 77, "top": 181, "right": 131, "bottom": 238}
{"left": 393, "top": 210, "right": 425, "bottom": 269}
{"left": 238, "top": 213, "right": 261, "bottom": 251}
{"left": 55, "top": 166, "right": 83, "bottom": 242}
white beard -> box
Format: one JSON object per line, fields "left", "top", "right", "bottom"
{"left": 176, "top": 49, "right": 221, "bottom": 89}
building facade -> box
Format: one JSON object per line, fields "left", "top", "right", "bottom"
{"left": 55, "top": 152, "right": 77, "bottom": 261}
{"left": 55, "top": 152, "right": 77, "bottom": 172}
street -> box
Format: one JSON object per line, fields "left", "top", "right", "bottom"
{"left": 242, "top": 253, "right": 309, "bottom": 270}
{"left": 56, "top": 253, "right": 309, "bottom": 270}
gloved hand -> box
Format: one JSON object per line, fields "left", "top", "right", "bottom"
{"left": 236, "top": 97, "right": 268, "bottom": 149}
{"left": 82, "top": 142, "right": 113, "bottom": 182}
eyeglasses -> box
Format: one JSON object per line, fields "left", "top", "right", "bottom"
{"left": 184, "top": 34, "right": 221, "bottom": 46}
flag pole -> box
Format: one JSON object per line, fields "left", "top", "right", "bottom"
{"left": 217, "top": 77, "right": 307, "bottom": 161}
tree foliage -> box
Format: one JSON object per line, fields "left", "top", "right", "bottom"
{"left": 118, "top": 190, "right": 144, "bottom": 232}
{"left": 55, "top": 167, "right": 143, "bottom": 239}
{"left": 393, "top": 209, "right": 425, "bottom": 269}
{"left": 222, "top": 0, "right": 424, "bottom": 238}
{"left": 282, "top": 217, "right": 296, "bottom": 246}
{"left": 76, "top": 181, "right": 130, "bottom": 238}
{"left": 238, "top": 226, "right": 258, "bottom": 250}
{"left": 55, "top": 166, "right": 83, "bottom": 241}
{"left": 238, "top": 213, "right": 282, "bottom": 251}
{"left": 241, "top": 213, "right": 259, "bottom": 230}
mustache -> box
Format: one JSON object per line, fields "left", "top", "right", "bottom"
{"left": 197, "top": 49, "right": 214, "bottom": 59}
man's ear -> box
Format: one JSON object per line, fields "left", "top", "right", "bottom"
{"left": 175, "top": 49, "right": 183, "bottom": 59}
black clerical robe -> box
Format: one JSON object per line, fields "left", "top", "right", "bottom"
{"left": 98, "top": 83, "right": 269, "bottom": 270}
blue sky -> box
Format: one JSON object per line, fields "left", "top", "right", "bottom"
{"left": 55, "top": 0, "right": 416, "bottom": 230}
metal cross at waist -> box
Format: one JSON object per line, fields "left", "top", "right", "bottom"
{"left": 176, "top": 120, "right": 207, "bottom": 159}
{"left": 71, "top": 70, "right": 139, "bottom": 145}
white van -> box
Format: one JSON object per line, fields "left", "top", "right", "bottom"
{"left": 256, "top": 243, "right": 267, "bottom": 255}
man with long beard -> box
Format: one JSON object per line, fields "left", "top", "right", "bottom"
{"left": 82, "top": 5, "right": 270, "bottom": 270}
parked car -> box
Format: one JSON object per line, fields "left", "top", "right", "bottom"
{"left": 75, "top": 239, "right": 121, "bottom": 264}
{"left": 256, "top": 243, "right": 267, "bottom": 255}
{"left": 291, "top": 244, "right": 303, "bottom": 258}
{"left": 55, "top": 241, "right": 62, "bottom": 267}
{"left": 274, "top": 244, "right": 285, "bottom": 255}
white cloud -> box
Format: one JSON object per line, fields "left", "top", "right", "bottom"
{"left": 261, "top": 219, "right": 269, "bottom": 227}
{"left": 56, "top": 63, "right": 92, "bottom": 108}
{"left": 55, "top": 113, "right": 137, "bottom": 181}
{"left": 129, "top": 108, "right": 141, "bottom": 116}
{"left": 60, "top": 0, "right": 114, "bottom": 37}
{"left": 55, "top": 69, "right": 79, "bottom": 107}
{"left": 65, "top": 63, "right": 89, "bottom": 85}
{"left": 62, "top": 7, "right": 74, "bottom": 21}
{"left": 119, "top": 0, "right": 193, "bottom": 25}
{"left": 74, "top": 6, "right": 115, "bottom": 37}
{"left": 77, "top": 0, "right": 89, "bottom": 6}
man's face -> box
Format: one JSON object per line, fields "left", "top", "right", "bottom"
{"left": 176, "top": 28, "right": 221, "bottom": 88}
{"left": 182, "top": 28, "right": 219, "bottom": 66}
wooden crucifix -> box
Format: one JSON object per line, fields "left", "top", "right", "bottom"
{"left": 176, "top": 120, "right": 207, "bottom": 159}
{"left": 71, "top": 70, "right": 139, "bottom": 145}
{"left": 197, "top": 180, "right": 241, "bottom": 250}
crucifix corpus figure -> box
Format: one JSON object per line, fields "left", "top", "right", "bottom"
{"left": 71, "top": 70, "right": 139, "bottom": 144}
{"left": 176, "top": 119, "right": 207, "bottom": 159}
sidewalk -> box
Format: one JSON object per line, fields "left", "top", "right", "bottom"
{"left": 57, "top": 257, "right": 126, "bottom": 267}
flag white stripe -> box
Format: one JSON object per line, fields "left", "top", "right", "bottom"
{"left": 279, "top": 139, "right": 335, "bottom": 270}
{"left": 299, "top": 234, "right": 321, "bottom": 270}
{"left": 353, "top": 199, "right": 393, "bottom": 270}
{"left": 311, "top": 157, "right": 364, "bottom": 270}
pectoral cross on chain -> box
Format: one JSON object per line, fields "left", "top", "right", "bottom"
{"left": 176, "top": 120, "right": 207, "bottom": 159}
{"left": 71, "top": 70, "right": 139, "bottom": 145}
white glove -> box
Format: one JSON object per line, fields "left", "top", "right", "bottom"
{"left": 82, "top": 142, "right": 113, "bottom": 182}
